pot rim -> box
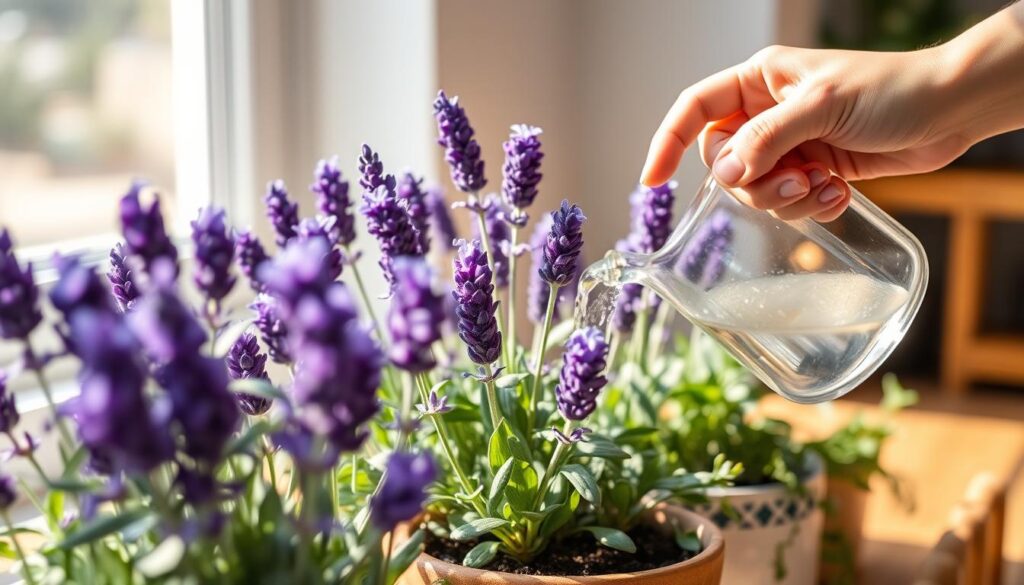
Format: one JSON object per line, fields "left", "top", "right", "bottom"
{"left": 701, "top": 451, "right": 825, "bottom": 498}
{"left": 395, "top": 504, "right": 724, "bottom": 583}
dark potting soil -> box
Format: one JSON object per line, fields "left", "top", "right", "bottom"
{"left": 423, "top": 524, "right": 697, "bottom": 576}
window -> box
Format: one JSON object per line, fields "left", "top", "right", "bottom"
{"left": 0, "top": 1, "right": 249, "bottom": 484}
{"left": 0, "top": 0, "right": 177, "bottom": 254}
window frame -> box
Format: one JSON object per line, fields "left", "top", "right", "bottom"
{"left": 3, "top": 1, "right": 257, "bottom": 485}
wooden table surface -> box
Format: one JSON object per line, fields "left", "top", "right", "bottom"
{"left": 760, "top": 395, "right": 1024, "bottom": 584}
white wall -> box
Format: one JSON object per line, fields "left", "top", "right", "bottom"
{"left": 575, "top": 0, "right": 780, "bottom": 259}
{"left": 436, "top": 0, "right": 582, "bottom": 236}
{"left": 248, "top": 0, "right": 817, "bottom": 333}
{"left": 249, "top": 0, "right": 440, "bottom": 303}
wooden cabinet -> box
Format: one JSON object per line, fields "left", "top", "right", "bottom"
{"left": 858, "top": 170, "right": 1024, "bottom": 394}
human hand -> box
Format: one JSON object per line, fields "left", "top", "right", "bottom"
{"left": 640, "top": 44, "right": 981, "bottom": 221}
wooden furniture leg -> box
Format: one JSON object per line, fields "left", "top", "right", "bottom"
{"left": 941, "top": 213, "right": 985, "bottom": 395}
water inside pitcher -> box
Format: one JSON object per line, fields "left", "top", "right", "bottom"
{"left": 574, "top": 173, "right": 928, "bottom": 404}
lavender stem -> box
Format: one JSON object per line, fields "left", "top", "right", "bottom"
{"left": 413, "top": 375, "right": 486, "bottom": 517}
{"left": 649, "top": 299, "right": 673, "bottom": 365}
{"left": 3, "top": 510, "right": 36, "bottom": 585}
{"left": 346, "top": 252, "right": 386, "bottom": 344}
{"left": 344, "top": 249, "right": 400, "bottom": 396}
{"left": 630, "top": 307, "right": 651, "bottom": 375}
{"left": 264, "top": 437, "right": 278, "bottom": 490}
{"left": 506, "top": 225, "right": 520, "bottom": 372}
{"left": 530, "top": 419, "right": 573, "bottom": 511}
{"left": 523, "top": 418, "right": 574, "bottom": 548}
{"left": 483, "top": 363, "right": 501, "bottom": 430}
{"left": 527, "top": 286, "right": 559, "bottom": 433}
{"left": 25, "top": 342, "right": 74, "bottom": 456}
{"left": 351, "top": 453, "right": 358, "bottom": 494}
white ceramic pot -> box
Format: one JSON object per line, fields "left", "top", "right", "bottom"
{"left": 690, "top": 454, "right": 826, "bottom": 585}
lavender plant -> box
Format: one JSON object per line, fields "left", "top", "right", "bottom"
{"left": 413, "top": 90, "right": 739, "bottom": 570}
{"left": 0, "top": 91, "right": 739, "bottom": 584}
{"left": 0, "top": 192, "right": 431, "bottom": 584}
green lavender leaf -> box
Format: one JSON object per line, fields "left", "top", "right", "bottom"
{"left": 450, "top": 518, "right": 509, "bottom": 541}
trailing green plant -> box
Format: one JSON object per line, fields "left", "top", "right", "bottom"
{"left": 809, "top": 374, "right": 918, "bottom": 585}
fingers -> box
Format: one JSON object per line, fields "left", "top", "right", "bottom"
{"left": 701, "top": 118, "right": 851, "bottom": 220}
{"left": 698, "top": 113, "right": 747, "bottom": 167}
{"left": 725, "top": 167, "right": 812, "bottom": 211}
{"left": 712, "top": 91, "right": 828, "bottom": 188}
{"left": 640, "top": 66, "right": 745, "bottom": 187}
{"left": 769, "top": 168, "right": 851, "bottom": 221}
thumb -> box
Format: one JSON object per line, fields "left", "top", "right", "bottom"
{"left": 711, "top": 92, "right": 828, "bottom": 187}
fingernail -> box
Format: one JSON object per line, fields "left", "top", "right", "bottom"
{"left": 778, "top": 179, "right": 807, "bottom": 198}
{"left": 713, "top": 152, "right": 745, "bottom": 185}
{"left": 808, "top": 168, "right": 828, "bottom": 188}
{"left": 706, "top": 131, "right": 730, "bottom": 162}
{"left": 819, "top": 184, "right": 843, "bottom": 203}
{"left": 639, "top": 164, "right": 654, "bottom": 186}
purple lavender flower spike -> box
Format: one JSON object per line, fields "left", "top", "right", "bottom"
{"left": 629, "top": 181, "right": 676, "bottom": 254}
{"left": 257, "top": 237, "right": 338, "bottom": 310}
{"left": 312, "top": 156, "right": 356, "bottom": 246}
{"left": 0, "top": 474, "right": 15, "bottom": 509}
{"left": 119, "top": 181, "right": 179, "bottom": 273}
{"left": 69, "top": 309, "right": 174, "bottom": 473}
{"left": 127, "top": 275, "right": 207, "bottom": 365}
{"left": 613, "top": 182, "right": 676, "bottom": 328}
{"left": 474, "top": 194, "right": 511, "bottom": 288}
{"left": 502, "top": 124, "right": 543, "bottom": 210}
{"left": 452, "top": 239, "right": 502, "bottom": 365}
{"left": 361, "top": 177, "right": 419, "bottom": 256}
{"left": 261, "top": 239, "right": 383, "bottom": 453}
{"left": 251, "top": 294, "right": 291, "bottom": 364}
{"left": 107, "top": 244, "right": 140, "bottom": 312}
{"left": 559, "top": 252, "right": 582, "bottom": 313}
{"left": 539, "top": 200, "right": 586, "bottom": 287}
{"left": 293, "top": 286, "right": 381, "bottom": 452}
{"left": 397, "top": 171, "right": 432, "bottom": 254}
{"left": 160, "top": 353, "right": 240, "bottom": 464}
{"left": 358, "top": 144, "right": 386, "bottom": 193}
{"left": 0, "top": 372, "right": 18, "bottom": 434}
{"left": 361, "top": 176, "right": 421, "bottom": 287}
{"left": 50, "top": 255, "right": 114, "bottom": 319}
{"left": 433, "top": 90, "right": 486, "bottom": 193}
{"left": 233, "top": 229, "right": 269, "bottom": 293}
{"left": 371, "top": 451, "right": 437, "bottom": 531}
{"left": 264, "top": 179, "right": 300, "bottom": 247}
{"left": 296, "top": 216, "right": 343, "bottom": 281}
{"left": 226, "top": 332, "right": 272, "bottom": 416}
{"left": 129, "top": 269, "right": 239, "bottom": 464}
{"left": 387, "top": 257, "right": 446, "bottom": 372}
{"left": 0, "top": 229, "right": 42, "bottom": 340}
{"left": 528, "top": 213, "right": 582, "bottom": 324}
{"left": 555, "top": 327, "right": 610, "bottom": 421}
{"left": 678, "top": 210, "right": 733, "bottom": 289}
{"left": 191, "top": 207, "right": 237, "bottom": 302}
{"left": 425, "top": 186, "right": 458, "bottom": 250}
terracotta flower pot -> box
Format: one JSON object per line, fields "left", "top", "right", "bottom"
{"left": 392, "top": 504, "right": 724, "bottom": 584}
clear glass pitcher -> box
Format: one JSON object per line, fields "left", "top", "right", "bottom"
{"left": 574, "top": 173, "right": 928, "bottom": 404}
